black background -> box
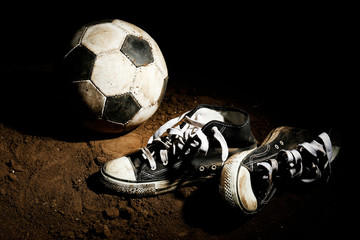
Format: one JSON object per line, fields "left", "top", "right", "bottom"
{"left": 0, "top": 3, "right": 352, "bottom": 130}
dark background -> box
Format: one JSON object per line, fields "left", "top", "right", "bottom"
{"left": 0, "top": 3, "right": 352, "bottom": 131}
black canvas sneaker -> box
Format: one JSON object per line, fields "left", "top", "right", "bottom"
{"left": 220, "top": 126, "right": 341, "bottom": 214}
{"left": 100, "top": 104, "right": 257, "bottom": 196}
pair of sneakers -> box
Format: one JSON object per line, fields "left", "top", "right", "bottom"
{"left": 100, "top": 104, "right": 341, "bottom": 214}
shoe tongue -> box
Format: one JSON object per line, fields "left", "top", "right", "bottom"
{"left": 190, "top": 108, "right": 224, "bottom": 125}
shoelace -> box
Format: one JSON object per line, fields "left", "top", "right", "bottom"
{"left": 259, "top": 132, "right": 333, "bottom": 184}
{"left": 141, "top": 111, "right": 229, "bottom": 170}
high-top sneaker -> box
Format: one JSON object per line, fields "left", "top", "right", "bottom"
{"left": 220, "top": 126, "right": 341, "bottom": 214}
{"left": 100, "top": 104, "right": 257, "bottom": 196}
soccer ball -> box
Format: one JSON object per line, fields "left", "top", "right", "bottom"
{"left": 63, "top": 19, "right": 168, "bottom": 133}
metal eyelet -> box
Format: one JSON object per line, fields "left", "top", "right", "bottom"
{"left": 274, "top": 144, "right": 279, "bottom": 149}
{"left": 211, "top": 165, "right": 217, "bottom": 170}
{"left": 279, "top": 140, "right": 284, "bottom": 145}
{"left": 199, "top": 166, "right": 205, "bottom": 171}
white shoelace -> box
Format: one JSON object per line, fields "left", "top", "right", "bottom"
{"left": 141, "top": 111, "right": 229, "bottom": 170}
{"left": 287, "top": 132, "right": 333, "bottom": 182}
{"left": 259, "top": 132, "right": 333, "bottom": 183}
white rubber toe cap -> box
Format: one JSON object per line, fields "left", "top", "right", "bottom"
{"left": 238, "top": 166, "right": 258, "bottom": 212}
{"left": 103, "top": 156, "right": 136, "bottom": 181}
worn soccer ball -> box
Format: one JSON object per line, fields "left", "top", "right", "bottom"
{"left": 63, "top": 19, "right": 168, "bottom": 133}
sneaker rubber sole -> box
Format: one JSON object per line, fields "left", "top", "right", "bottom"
{"left": 219, "top": 148, "right": 258, "bottom": 212}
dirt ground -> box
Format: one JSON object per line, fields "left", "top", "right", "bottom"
{"left": 0, "top": 62, "right": 354, "bottom": 240}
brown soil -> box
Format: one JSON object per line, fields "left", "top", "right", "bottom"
{"left": 0, "top": 65, "right": 353, "bottom": 240}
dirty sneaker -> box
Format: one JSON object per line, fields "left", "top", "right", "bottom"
{"left": 220, "top": 126, "right": 341, "bottom": 214}
{"left": 100, "top": 104, "right": 257, "bottom": 196}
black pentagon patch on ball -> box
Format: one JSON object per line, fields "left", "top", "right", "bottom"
{"left": 103, "top": 93, "right": 141, "bottom": 124}
{"left": 121, "top": 35, "right": 154, "bottom": 67}
{"left": 63, "top": 45, "right": 96, "bottom": 81}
